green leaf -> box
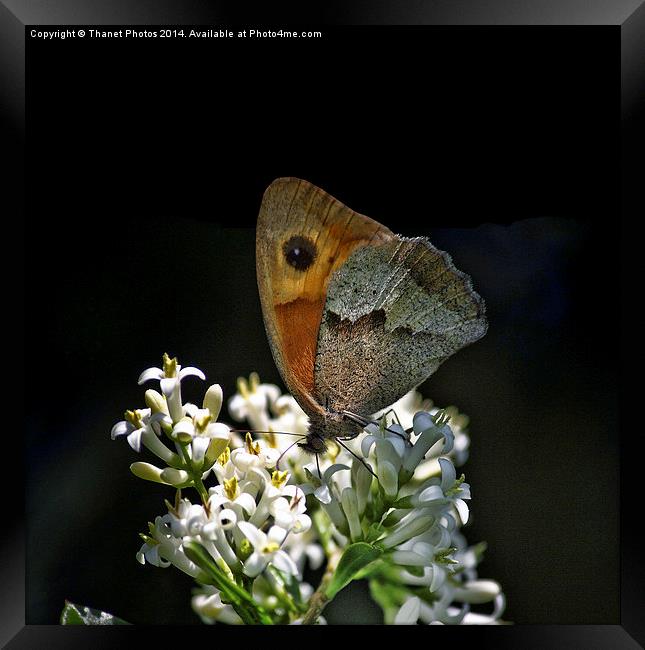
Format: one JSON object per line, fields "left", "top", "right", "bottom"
{"left": 326, "top": 542, "right": 383, "bottom": 600}
{"left": 60, "top": 601, "right": 130, "bottom": 625}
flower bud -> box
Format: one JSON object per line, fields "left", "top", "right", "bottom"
{"left": 160, "top": 468, "right": 190, "bottom": 486}
{"left": 171, "top": 418, "right": 195, "bottom": 443}
{"left": 203, "top": 437, "right": 230, "bottom": 471}
{"left": 145, "top": 389, "right": 168, "bottom": 415}
{"left": 203, "top": 384, "right": 224, "bottom": 421}
{"left": 340, "top": 487, "right": 362, "bottom": 542}
{"left": 130, "top": 462, "right": 166, "bottom": 484}
{"left": 377, "top": 460, "right": 399, "bottom": 500}
{"left": 351, "top": 458, "right": 373, "bottom": 515}
{"left": 379, "top": 514, "right": 435, "bottom": 549}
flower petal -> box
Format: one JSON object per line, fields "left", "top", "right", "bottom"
{"left": 237, "top": 521, "right": 266, "bottom": 550}
{"left": 455, "top": 499, "right": 469, "bottom": 525}
{"left": 292, "top": 514, "right": 311, "bottom": 534}
{"left": 160, "top": 377, "right": 179, "bottom": 398}
{"left": 361, "top": 435, "right": 378, "bottom": 458}
{"left": 439, "top": 457, "right": 456, "bottom": 492}
{"left": 453, "top": 580, "right": 501, "bottom": 604}
{"left": 235, "top": 492, "right": 257, "bottom": 516}
{"left": 394, "top": 597, "right": 421, "bottom": 624}
{"left": 322, "top": 463, "right": 350, "bottom": 484}
{"left": 227, "top": 394, "right": 247, "bottom": 421}
{"left": 179, "top": 367, "right": 206, "bottom": 381}
{"left": 242, "top": 551, "right": 266, "bottom": 578}
{"left": 412, "top": 411, "right": 435, "bottom": 434}
{"left": 271, "top": 550, "right": 298, "bottom": 575}
{"left": 138, "top": 367, "right": 164, "bottom": 385}
{"left": 192, "top": 436, "right": 210, "bottom": 464}
{"left": 218, "top": 508, "right": 238, "bottom": 530}
{"left": 126, "top": 428, "right": 144, "bottom": 452}
{"left": 314, "top": 484, "right": 332, "bottom": 505}
{"left": 110, "top": 421, "right": 131, "bottom": 439}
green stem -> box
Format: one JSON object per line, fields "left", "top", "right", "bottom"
{"left": 184, "top": 541, "right": 273, "bottom": 625}
{"left": 301, "top": 549, "right": 341, "bottom": 624}
{"left": 178, "top": 444, "right": 209, "bottom": 504}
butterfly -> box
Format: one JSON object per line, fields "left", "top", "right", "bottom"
{"left": 256, "top": 177, "right": 487, "bottom": 455}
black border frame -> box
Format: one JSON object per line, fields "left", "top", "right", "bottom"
{"left": 4, "top": 1, "right": 643, "bottom": 647}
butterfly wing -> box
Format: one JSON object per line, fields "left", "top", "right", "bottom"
{"left": 313, "top": 237, "right": 488, "bottom": 419}
{"left": 256, "top": 177, "right": 395, "bottom": 416}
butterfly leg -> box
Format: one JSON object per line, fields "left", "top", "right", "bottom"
{"left": 334, "top": 437, "right": 378, "bottom": 479}
{"left": 378, "top": 407, "right": 402, "bottom": 427}
{"left": 342, "top": 410, "right": 412, "bottom": 446}
{"left": 376, "top": 407, "right": 415, "bottom": 441}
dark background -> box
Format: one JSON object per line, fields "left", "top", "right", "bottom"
{"left": 26, "top": 26, "right": 619, "bottom": 625}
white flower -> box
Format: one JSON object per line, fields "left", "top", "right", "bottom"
{"left": 171, "top": 408, "right": 230, "bottom": 464}
{"left": 136, "top": 515, "right": 201, "bottom": 579}
{"left": 237, "top": 521, "right": 298, "bottom": 578}
{"left": 111, "top": 408, "right": 155, "bottom": 453}
{"left": 192, "top": 585, "right": 243, "bottom": 625}
{"left": 120, "top": 361, "right": 505, "bottom": 626}
{"left": 269, "top": 485, "right": 311, "bottom": 533}
{"left": 437, "top": 457, "right": 471, "bottom": 525}
{"left": 228, "top": 373, "right": 281, "bottom": 431}
{"left": 165, "top": 498, "right": 209, "bottom": 537}
{"left": 138, "top": 353, "right": 206, "bottom": 423}
{"left": 136, "top": 535, "right": 170, "bottom": 569}
{"left": 373, "top": 390, "right": 472, "bottom": 479}
{"left": 379, "top": 513, "right": 436, "bottom": 550}
{"left": 230, "top": 433, "right": 280, "bottom": 473}
{"left": 300, "top": 463, "right": 350, "bottom": 505}
{"left": 208, "top": 474, "right": 257, "bottom": 518}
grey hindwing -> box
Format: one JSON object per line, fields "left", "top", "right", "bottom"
{"left": 313, "top": 237, "right": 488, "bottom": 418}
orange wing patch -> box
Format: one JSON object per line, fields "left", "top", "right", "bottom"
{"left": 256, "top": 178, "right": 394, "bottom": 416}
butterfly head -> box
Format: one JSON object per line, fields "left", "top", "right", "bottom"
{"left": 297, "top": 432, "right": 328, "bottom": 455}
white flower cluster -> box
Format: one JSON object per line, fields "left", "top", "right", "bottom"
{"left": 111, "top": 355, "right": 506, "bottom": 625}
{"left": 227, "top": 374, "right": 506, "bottom": 626}
{"left": 111, "top": 355, "right": 316, "bottom": 624}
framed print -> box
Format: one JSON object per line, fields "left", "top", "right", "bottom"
{"left": 4, "top": 0, "right": 643, "bottom": 646}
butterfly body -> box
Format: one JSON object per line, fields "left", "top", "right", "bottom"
{"left": 256, "top": 178, "right": 487, "bottom": 455}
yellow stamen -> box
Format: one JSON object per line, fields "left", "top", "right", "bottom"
{"left": 245, "top": 432, "right": 260, "bottom": 455}
{"left": 262, "top": 542, "right": 280, "bottom": 553}
{"left": 162, "top": 352, "right": 178, "bottom": 378}
{"left": 271, "top": 470, "right": 289, "bottom": 489}
{"left": 224, "top": 476, "right": 238, "bottom": 500}
{"left": 249, "top": 372, "right": 260, "bottom": 391}
{"left": 124, "top": 409, "right": 144, "bottom": 429}
{"left": 217, "top": 447, "right": 230, "bottom": 466}
{"left": 236, "top": 376, "right": 249, "bottom": 399}
{"left": 194, "top": 412, "right": 212, "bottom": 434}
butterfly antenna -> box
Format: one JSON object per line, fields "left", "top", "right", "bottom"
{"left": 275, "top": 436, "right": 307, "bottom": 471}
{"left": 335, "top": 437, "right": 378, "bottom": 479}
{"left": 229, "top": 428, "right": 304, "bottom": 436}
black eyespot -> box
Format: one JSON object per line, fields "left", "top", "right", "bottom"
{"left": 283, "top": 235, "right": 316, "bottom": 271}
